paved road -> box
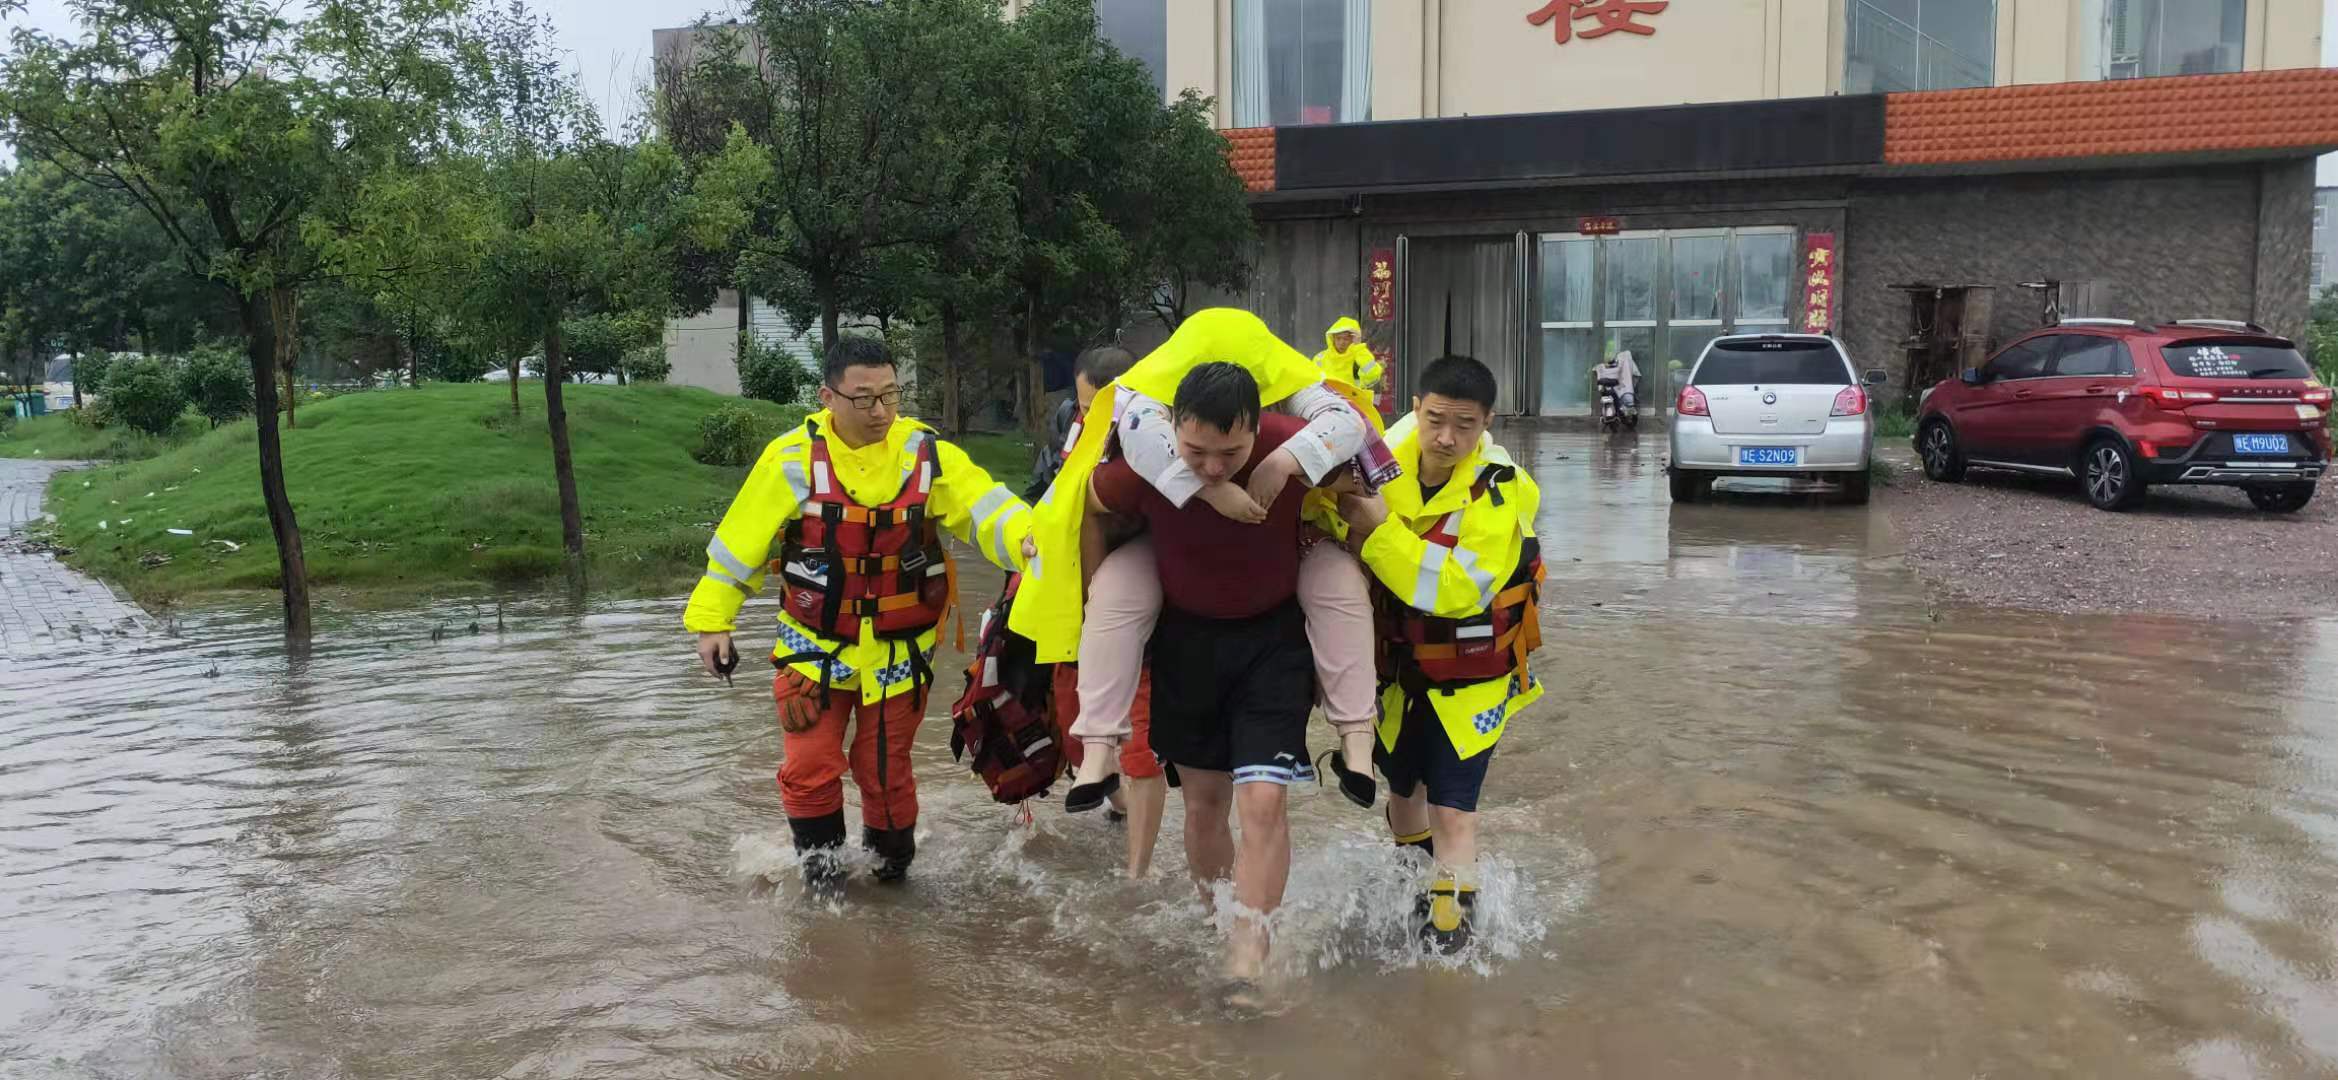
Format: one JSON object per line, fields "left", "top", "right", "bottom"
{"left": 0, "top": 458, "right": 149, "bottom": 658}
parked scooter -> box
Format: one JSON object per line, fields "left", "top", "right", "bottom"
{"left": 1598, "top": 377, "right": 1637, "bottom": 432}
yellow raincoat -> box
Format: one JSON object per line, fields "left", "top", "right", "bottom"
{"left": 1010, "top": 308, "right": 1361, "bottom": 662}
{"left": 1358, "top": 414, "right": 1544, "bottom": 759}
{"left": 684, "top": 411, "right": 1033, "bottom": 705}
{"left": 1314, "top": 317, "right": 1383, "bottom": 390}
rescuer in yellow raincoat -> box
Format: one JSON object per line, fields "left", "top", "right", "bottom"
{"left": 1314, "top": 317, "right": 1383, "bottom": 391}
{"left": 686, "top": 338, "right": 1035, "bottom": 891}
{"left": 1335, "top": 353, "right": 1543, "bottom": 956}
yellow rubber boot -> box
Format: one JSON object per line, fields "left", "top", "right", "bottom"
{"left": 1417, "top": 874, "right": 1477, "bottom": 955}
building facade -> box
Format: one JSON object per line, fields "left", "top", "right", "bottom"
{"left": 1178, "top": 0, "right": 2334, "bottom": 415}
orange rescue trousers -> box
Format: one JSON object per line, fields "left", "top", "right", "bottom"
{"left": 774, "top": 669, "right": 927, "bottom": 830}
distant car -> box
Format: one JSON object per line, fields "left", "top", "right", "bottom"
{"left": 1913, "top": 319, "right": 2333, "bottom": 512}
{"left": 1668, "top": 334, "right": 1885, "bottom": 505}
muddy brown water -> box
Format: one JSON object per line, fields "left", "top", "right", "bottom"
{"left": 5, "top": 430, "right": 2336, "bottom": 1079}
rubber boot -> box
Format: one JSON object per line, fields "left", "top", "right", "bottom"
{"left": 863, "top": 825, "right": 916, "bottom": 884}
{"left": 1416, "top": 878, "right": 1476, "bottom": 956}
{"left": 789, "top": 812, "right": 848, "bottom": 898}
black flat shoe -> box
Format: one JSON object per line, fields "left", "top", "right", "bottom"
{"left": 1064, "top": 773, "right": 1120, "bottom": 814}
{"left": 1320, "top": 750, "right": 1376, "bottom": 809}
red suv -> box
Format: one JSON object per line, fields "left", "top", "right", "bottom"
{"left": 1915, "top": 319, "right": 2332, "bottom": 512}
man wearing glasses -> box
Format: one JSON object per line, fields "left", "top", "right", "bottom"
{"left": 686, "top": 337, "right": 1036, "bottom": 892}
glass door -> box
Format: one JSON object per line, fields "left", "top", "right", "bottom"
{"left": 1663, "top": 230, "right": 1729, "bottom": 407}
{"left": 1537, "top": 238, "right": 1596, "bottom": 413}
{"left": 1532, "top": 226, "right": 1806, "bottom": 416}
{"left": 1601, "top": 233, "right": 1660, "bottom": 412}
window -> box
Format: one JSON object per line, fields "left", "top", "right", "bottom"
{"left": 1692, "top": 340, "right": 1852, "bottom": 386}
{"left": 1231, "top": 0, "right": 1370, "bottom": 127}
{"left": 2052, "top": 337, "right": 2131, "bottom": 377}
{"left": 2159, "top": 342, "right": 2313, "bottom": 380}
{"left": 1845, "top": 0, "right": 1996, "bottom": 94}
{"left": 2094, "top": 0, "right": 2243, "bottom": 80}
{"left": 1986, "top": 337, "right": 2056, "bottom": 380}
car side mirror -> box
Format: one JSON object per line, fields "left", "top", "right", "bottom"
{"left": 1862, "top": 369, "right": 1888, "bottom": 387}
{"left": 1960, "top": 367, "right": 1986, "bottom": 385}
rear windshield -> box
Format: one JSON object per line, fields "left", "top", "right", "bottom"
{"left": 2158, "top": 341, "right": 2312, "bottom": 380}
{"left": 1692, "top": 340, "right": 1848, "bottom": 386}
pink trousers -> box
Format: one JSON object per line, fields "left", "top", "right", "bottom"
{"left": 1068, "top": 536, "right": 1377, "bottom": 745}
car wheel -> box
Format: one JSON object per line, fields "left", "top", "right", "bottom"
{"left": 1918, "top": 420, "right": 1965, "bottom": 482}
{"left": 1839, "top": 471, "right": 1872, "bottom": 506}
{"left": 1669, "top": 470, "right": 1709, "bottom": 503}
{"left": 2245, "top": 484, "right": 2317, "bottom": 513}
{"left": 2082, "top": 437, "right": 2147, "bottom": 511}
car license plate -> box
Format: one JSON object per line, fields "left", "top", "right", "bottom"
{"left": 2233, "top": 434, "right": 2290, "bottom": 455}
{"left": 1738, "top": 447, "right": 1799, "bottom": 466}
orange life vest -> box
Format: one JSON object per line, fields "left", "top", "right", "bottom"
{"left": 948, "top": 573, "right": 1063, "bottom": 804}
{"left": 1377, "top": 464, "right": 1545, "bottom": 689}
{"left": 771, "top": 419, "right": 953, "bottom": 643}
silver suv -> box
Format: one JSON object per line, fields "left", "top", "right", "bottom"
{"left": 1668, "top": 334, "right": 1885, "bottom": 505}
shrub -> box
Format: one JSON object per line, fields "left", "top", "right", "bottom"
{"left": 737, "top": 339, "right": 805, "bottom": 406}
{"left": 622, "top": 344, "right": 671, "bottom": 384}
{"left": 179, "top": 345, "right": 255, "bottom": 427}
{"left": 693, "top": 403, "right": 767, "bottom": 466}
{"left": 104, "top": 357, "right": 190, "bottom": 436}
{"left": 72, "top": 350, "right": 116, "bottom": 400}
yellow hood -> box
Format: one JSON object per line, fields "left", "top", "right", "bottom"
{"left": 1009, "top": 308, "right": 1327, "bottom": 662}
{"left": 1324, "top": 316, "right": 1364, "bottom": 354}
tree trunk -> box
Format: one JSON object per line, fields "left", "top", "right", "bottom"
{"left": 508, "top": 354, "right": 522, "bottom": 416}
{"left": 71, "top": 349, "right": 81, "bottom": 410}
{"left": 1021, "top": 297, "right": 1045, "bottom": 437}
{"left": 541, "top": 320, "right": 587, "bottom": 577}
{"left": 406, "top": 310, "right": 421, "bottom": 388}
{"left": 822, "top": 302, "right": 841, "bottom": 357}
{"left": 940, "top": 303, "right": 963, "bottom": 436}
{"left": 269, "top": 286, "right": 300, "bottom": 429}
{"left": 237, "top": 292, "right": 312, "bottom": 645}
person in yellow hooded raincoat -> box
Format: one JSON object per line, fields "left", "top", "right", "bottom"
{"left": 1014, "top": 309, "right": 1389, "bottom": 816}
{"left": 1314, "top": 317, "right": 1383, "bottom": 391}
{"left": 1336, "top": 353, "right": 1544, "bottom": 955}
{"left": 687, "top": 338, "right": 1035, "bottom": 891}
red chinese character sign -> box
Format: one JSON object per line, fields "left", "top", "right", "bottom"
{"left": 1368, "top": 248, "right": 1395, "bottom": 322}
{"left": 1802, "top": 232, "right": 1837, "bottom": 334}
{"left": 1527, "top": 0, "right": 1668, "bottom": 45}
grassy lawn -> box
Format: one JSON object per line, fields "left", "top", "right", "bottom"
{"left": 39, "top": 384, "right": 809, "bottom": 603}
{"left": 34, "top": 384, "right": 1038, "bottom": 604}
{"left": 950, "top": 429, "right": 1040, "bottom": 488}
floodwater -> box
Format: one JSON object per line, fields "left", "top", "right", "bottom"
{"left": 6, "top": 428, "right": 2338, "bottom": 1079}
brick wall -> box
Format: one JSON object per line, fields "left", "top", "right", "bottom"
{"left": 1843, "top": 165, "right": 2282, "bottom": 398}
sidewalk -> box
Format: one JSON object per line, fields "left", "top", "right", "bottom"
{"left": 0, "top": 458, "right": 150, "bottom": 658}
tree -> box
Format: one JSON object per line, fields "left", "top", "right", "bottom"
{"left": 445, "top": 0, "right": 757, "bottom": 578}
{"left": 1, "top": 0, "right": 471, "bottom": 643}
{"left": 994, "top": 0, "right": 1166, "bottom": 432}
{"left": 1129, "top": 91, "right": 1255, "bottom": 330}
{"left": 663, "top": 1, "right": 976, "bottom": 350}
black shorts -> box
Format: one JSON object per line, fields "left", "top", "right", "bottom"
{"left": 1146, "top": 601, "right": 1316, "bottom": 785}
{"left": 1375, "top": 683, "right": 1494, "bottom": 813}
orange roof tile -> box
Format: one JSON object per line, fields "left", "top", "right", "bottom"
{"left": 1885, "top": 68, "right": 2338, "bottom": 166}
{"left": 1221, "top": 126, "right": 1276, "bottom": 193}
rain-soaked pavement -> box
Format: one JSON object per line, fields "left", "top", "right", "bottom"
{"left": 5, "top": 428, "right": 2337, "bottom": 1079}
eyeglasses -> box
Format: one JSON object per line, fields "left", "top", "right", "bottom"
{"left": 827, "top": 385, "right": 909, "bottom": 411}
